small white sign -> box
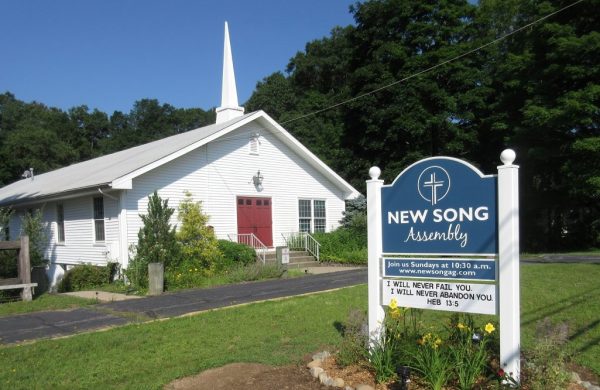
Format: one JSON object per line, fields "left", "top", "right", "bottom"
{"left": 382, "top": 279, "right": 497, "bottom": 315}
{"left": 281, "top": 247, "right": 289, "bottom": 264}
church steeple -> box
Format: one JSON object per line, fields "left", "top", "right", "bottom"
{"left": 216, "top": 21, "right": 244, "bottom": 124}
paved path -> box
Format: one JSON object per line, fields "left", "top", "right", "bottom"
{"left": 0, "top": 269, "right": 367, "bottom": 344}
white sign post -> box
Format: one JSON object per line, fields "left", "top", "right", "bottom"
{"left": 498, "top": 150, "right": 521, "bottom": 382}
{"left": 367, "top": 167, "right": 384, "bottom": 340}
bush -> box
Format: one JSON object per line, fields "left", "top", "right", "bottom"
{"left": 217, "top": 239, "right": 257, "bottom": 267}
{"left": 58, "top": 263, "right": 118, "bottom": 292}
{"left": 20, "top": 209, "right": 47, "bottom": 266}
{"left": 127, "top": 191, "right": 181, "bottom": 289}
{"left": 313, "top": 228, "right": 367, "bottom": 265}
{"left": 177, "top": 192, "right": 222, "bottom": 273}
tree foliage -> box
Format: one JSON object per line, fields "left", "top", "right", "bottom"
{"left": 20, "top": 209, "right": 47, "bottom": 266}
{"left": 247, "top": 0, "right": 599, "bottom": 251}
{"left": 176, "top": 192, "right": 222, "bottom": 273}
{"left": 128, "top": 191, "right": 180, "bottom": 288}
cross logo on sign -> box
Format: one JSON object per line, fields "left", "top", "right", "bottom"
{"left": 417, "top": 166, "right": 451, "bottom": 205}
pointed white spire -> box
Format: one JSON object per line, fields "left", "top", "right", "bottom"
{"left": 216, "top": 21, "right": 244, "bottom": 124}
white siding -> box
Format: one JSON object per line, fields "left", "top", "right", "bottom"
{"left": 125, "top": 122, "right": 346, "bottom": 251}
{"left": 8, "top": 196, "right": 119, "bottom": 266}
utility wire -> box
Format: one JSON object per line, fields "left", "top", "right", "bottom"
{"left": 280, "top": 0, "right": 586, "bottom": 125}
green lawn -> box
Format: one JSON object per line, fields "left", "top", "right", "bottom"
{"left": 0, "top": 263, "right": 598, "bottom": 389}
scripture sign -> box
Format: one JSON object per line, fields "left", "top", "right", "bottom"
{"left": 382, "top": 279, "right": 497, "bottom": 315}
{"left": 383, "top": 257, "right": 496, "bottom": 282}
{"left": 381, "top": 158, "right": 497, "bottom": 255}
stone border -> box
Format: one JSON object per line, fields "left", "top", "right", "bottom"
{"left": 307, "top": 351, "right": 374, "bottom": 390}
{"left": 307, "top": 351, "right": 599, "bottom": 390}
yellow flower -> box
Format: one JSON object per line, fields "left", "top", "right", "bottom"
{"left": 485, "top": 323, "right": 496, "bottom": 334}
{"left": 457, "top": 322, "right": 466, "bottom": 330}
{"left": 435, "top": 338, "right": 442, "bottom": 346}
{"left": 389, "top": 298, "right": 398, "bottom": 310}
{"left": 390, "top": 308, "right": 401, "bottom": 319}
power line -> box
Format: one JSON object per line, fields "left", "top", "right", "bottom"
{"left": 280, "top": 0, "right": 586, "bottom": 125}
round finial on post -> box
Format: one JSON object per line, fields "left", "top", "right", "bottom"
{"left": 500, "top": 149, "right": 516, "bottom": 166}
{"left": 369, "top": 166, "right": 381, "bottom": 180}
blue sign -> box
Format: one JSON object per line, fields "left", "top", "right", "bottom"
{"left": 383, "top": 258, "right": 497, "bottom": 282}
{"left": 381, "top": 157, "right": 497, "bottom": 255}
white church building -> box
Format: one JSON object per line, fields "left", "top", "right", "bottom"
{"left": 0, "top": 23, "right": 360, "bottom": 279}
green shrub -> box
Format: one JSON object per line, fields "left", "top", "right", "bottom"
{"left": 20, "top": 209, "right": 47, "bottom": 266}
{"left": 127, "top": 191, "right": 181, "bottom": 289}
{"left": 217, "top": 239, "right": 257, "bottom": 267}
{"left": 177, "top": 192, "right": 222, "bottom": 273}
{"left": 313, "top": 228, "right": 367, "bottom": 265}
{"left": 58, "top": 263, "right": 118, "bottom": 292}
{"left": 165, "top": 260, "right": 208, "bottom": 290}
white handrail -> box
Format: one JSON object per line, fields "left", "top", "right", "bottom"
{"left": 227, "top": 233, "right": 267, "bottom": 264}
{"left": 281, "top": 232, "right": 320, "bottom": 262}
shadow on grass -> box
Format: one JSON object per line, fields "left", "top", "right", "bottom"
{"left": 521, "top": 286, "right": 600, "bottom": 327}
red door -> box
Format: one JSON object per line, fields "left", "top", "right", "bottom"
{"left": 237, "top": 197, "right": 273, "bottom": 247}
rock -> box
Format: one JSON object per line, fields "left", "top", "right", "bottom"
{"left": 310, "top": 367, "right": 323, "bottom": 378}
{"left": 571, "top": 372, "right": 582, "bottom": 383}
{"left": 345, "top": 386, "right": 355, "bottom": 390}
{"left": 580, "top": 381, "right": 600, "bottom": 390}
{"left": 355, "top": 385, "right": 375, "bottom": 390}
{"left": 312, "top": 351, "right": 331, "bottom": 361}
{"left": 331, "top": 377, "right": 345, "bottom": 387}
{"left": 319, "top": 371, "right": 330, "bottom": 384}
{"left": 307, "top": 359, "right": 321, "bottom": 369}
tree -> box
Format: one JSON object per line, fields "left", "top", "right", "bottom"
{"left": 176, "top": 192, "right": 222, "bottom": 273}
{"left": 128, "top": 191, "right": 180, "bottom": 288}
{"left": 477, "top": 0, "right": 600, "bottom": 250}
{"left": 67, "top": 105, "right": 110, "bottom": 159}
{"left": 0, "top": 206, "right": 13, "bottom": 241}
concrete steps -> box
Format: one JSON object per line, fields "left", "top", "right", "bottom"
{"left": 263, "top": 250, "right": 320, "bottom": 268}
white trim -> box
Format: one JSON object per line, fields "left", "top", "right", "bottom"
{"left": 118, "top": 190, "right": 129, "bottom": 269}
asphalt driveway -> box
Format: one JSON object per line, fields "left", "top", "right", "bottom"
{"left": 0, "top": 268, "right": 367, "bottom": 344}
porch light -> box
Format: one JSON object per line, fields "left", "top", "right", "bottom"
{"left": 253, "top": 170, "right": 264, "bottom": 190}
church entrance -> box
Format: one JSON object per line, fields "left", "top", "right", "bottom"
{"left": 236, "top": 196, "right": 273, "bottom": 247}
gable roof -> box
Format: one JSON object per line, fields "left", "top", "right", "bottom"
{"left": 0, "top": 111, "right": 360, "bottom": 206}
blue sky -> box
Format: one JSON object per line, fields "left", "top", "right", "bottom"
{"left": 1, "top": 0, "right": 355, "bottom": 114}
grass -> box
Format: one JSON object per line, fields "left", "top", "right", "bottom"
{"left": 0, "top": 293, "right": 97, "bottom": 317}
{"left": 0, "top": 264, "right": 598, "bottom": 389}
{"left": 0, "top": 285, "right": 367, "bottom": 389}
